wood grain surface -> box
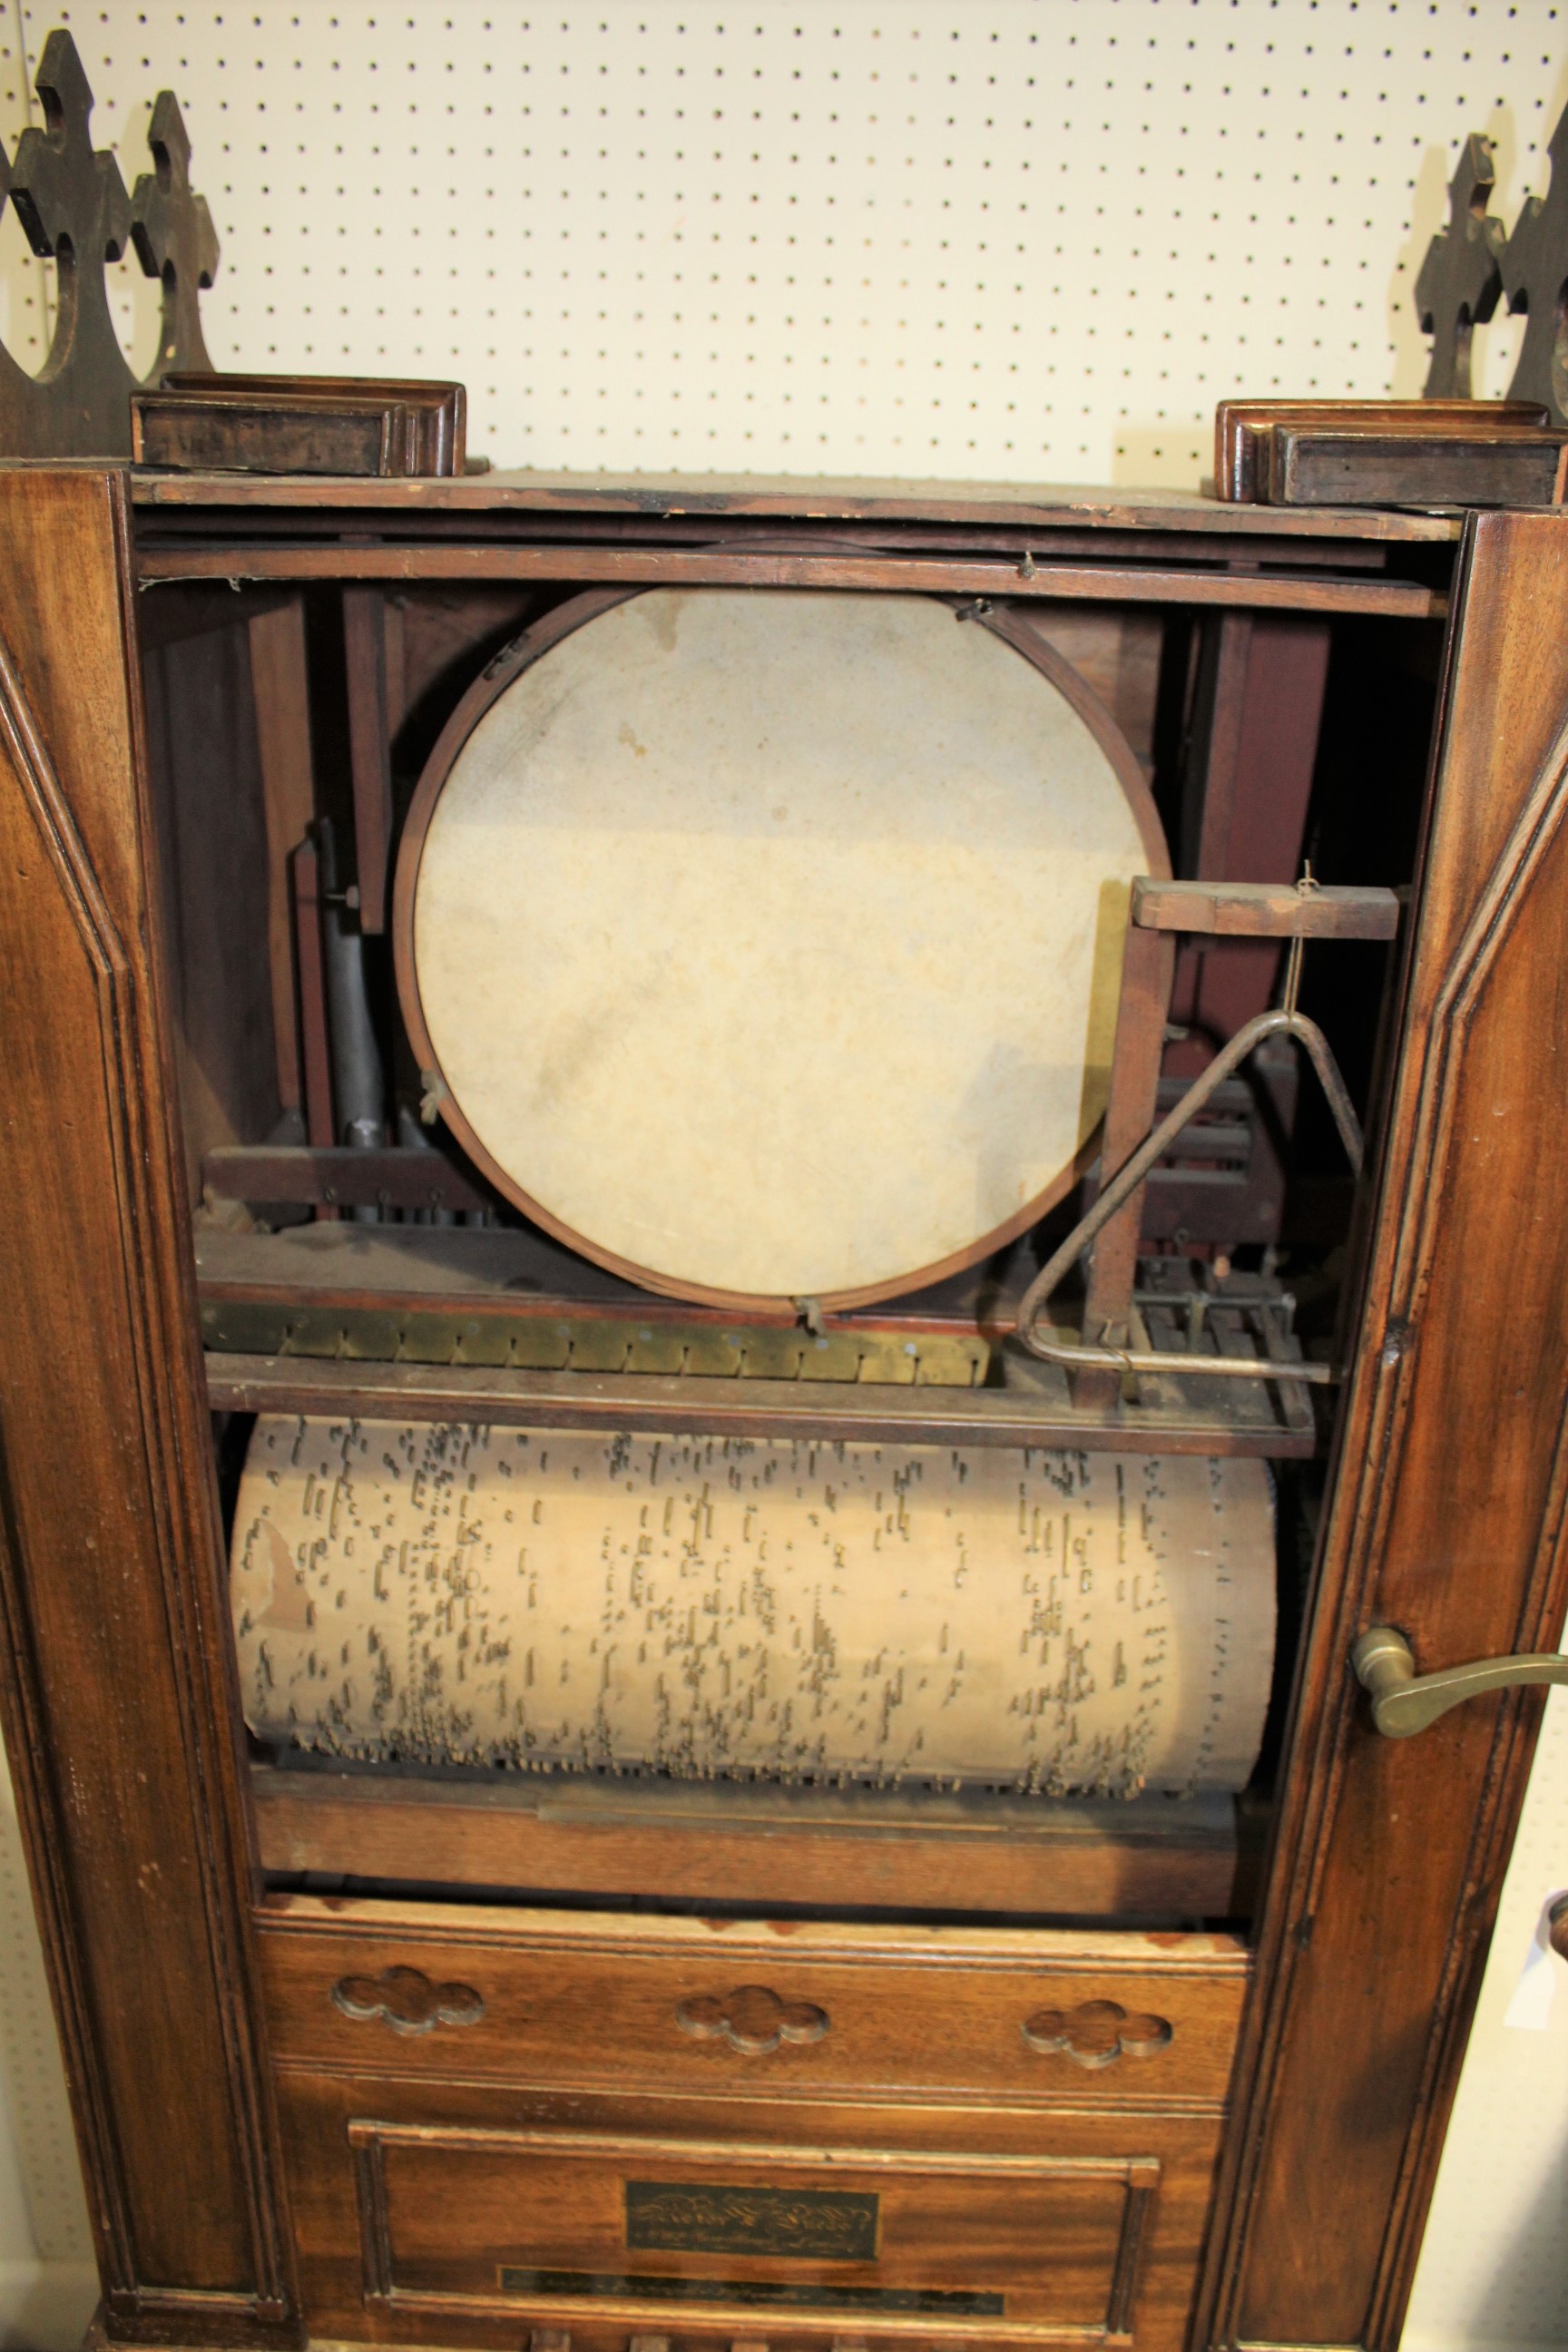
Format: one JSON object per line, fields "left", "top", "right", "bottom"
{"left": 133, "top": 541, "right": 1446, "bottom": 614}
{"left": 258, "top": 1895, "right": 1247, "bottom": 2112}
{"left": 278, "top": 2070, "right": 1225, "bottom": 2352}
{"left": 1200, "top": 507, "right": 1568, "bottom": 2348}
{"left": 261, "top": 1897, "right": 1244, "bottom": 2347}
{"left": 129, "top": 467, "right": 1462, "bottom": 540}
{"left": 1213, "top": 399, "right": 1551, "bottom": 502}
{"left": 1131, "top": 878, "right": 1401, "bottom": 939}
{"left": 249, "top": 1763, "right": 1250, "bottom": 1922}
{"left": 0, "top": 470, "right": 300, "bottom": 2340}
{"left": 245, "top": 599, "right": 315, "bottom": 1114}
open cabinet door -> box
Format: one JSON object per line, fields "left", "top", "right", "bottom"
{"left": 0, "top": 469, "right": 299, "bottom": 2345}
{"left": 1204, "top": 507, "right": 1568, "bottom": 2350}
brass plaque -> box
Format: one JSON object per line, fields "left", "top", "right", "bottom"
{"left": 496, "top": 2269, "right": 1003, "bottom": 2317}
{"left": 625, "top": 2180, "right": 878, "bottom": 2262}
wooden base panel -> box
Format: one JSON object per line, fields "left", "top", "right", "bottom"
{"left": 259, "top": 1897, "right": 1246, "bottom": 2352}
{"left": 251, "top": 1766, "right": 1252, "bottom": 1922}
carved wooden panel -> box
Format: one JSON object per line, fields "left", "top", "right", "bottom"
{"left": 331, "top": 1966, "right": 485, "bottom": 2037}
{"left": 1020, "top": 2002, "right": 1173, "bottom": 2069}
{"left": 258, "top": 1896, "right": 1248, "bottom": 2112}
{"left": 675, "top": 1989, "right": 830, "bottom": 2057}
{"left": 0, "top": 469, "right": 297, "bottom": 2341}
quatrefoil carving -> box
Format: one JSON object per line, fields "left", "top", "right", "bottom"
{"left": 331, "top": 1964, "right": 485, "bottom": 2036}
{"left": 676, "top": 1984, "right": 829, "bottom": 2055}
{"left": 1021, "top": 1998, "right": 1172, "bottom": 2070}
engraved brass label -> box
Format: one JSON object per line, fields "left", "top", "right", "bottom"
{"left": 495, "top": 2269, "right": 1002, "bottom": 2317}
{"left": 624, "top": 2180, "right": 877, "bottom": 2262}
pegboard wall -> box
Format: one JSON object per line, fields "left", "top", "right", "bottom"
{"left": 0, "top": 0, "right": 1565, "bottom": 482}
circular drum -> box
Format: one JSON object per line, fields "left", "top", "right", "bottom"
{"left": 394, "top": 587, "right": 1166, "bottom": 1309}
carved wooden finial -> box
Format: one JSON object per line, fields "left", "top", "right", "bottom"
{"left": 1415, "top": 133, "right": 1505, "bottom": 399}
{"left": 0, "top": 31, "right": 222, "bottom": 455}
{"left": 132, "top": 90, "right": 220, "bottom": 377}
{"left": 1503, "top": 105, "right": 1568, "bottom": 424}
{"left": 10, "top": 31, "right": 133, "bottom": 332}
{"left": 3, "top": 29, "right": 135, "bottom": 454}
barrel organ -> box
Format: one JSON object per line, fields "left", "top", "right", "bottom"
{"left": 0, "top": 464, "right": 1563, "bottom": 2352}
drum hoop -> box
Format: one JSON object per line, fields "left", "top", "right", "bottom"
{"left": 392, "top": 582, "right": 1171, "bottom": 1313}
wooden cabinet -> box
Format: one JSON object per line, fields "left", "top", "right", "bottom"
{"left": 261, "top": 1901, "right": 1246, "bottom": 2352}
{"left": 0, "top": 464, "right": 1563, "bottom": 2352}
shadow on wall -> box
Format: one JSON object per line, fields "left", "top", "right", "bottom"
{"left": 0, "top": 2259, "right": 101, "bottom": 2352}
{"left": 1387, "top": 64, "right": 1568, "bottom": 407}
{"left": 1389, "top": 122, "right": 1529, "bottom": 401}
{"left": 1403, "top": 1682, "right": 1568, "bottom": 2352}
{"left": 0, "top": 1747, "right": 98, "bottom": 2351}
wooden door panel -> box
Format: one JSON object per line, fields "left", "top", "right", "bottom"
{"left": 1207, "top": 509, "right": 1568, "bottom": 2348}
{"left": 0, "top": 471, "right": 299, "bottom": 2342}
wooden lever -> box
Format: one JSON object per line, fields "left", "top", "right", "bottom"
{"left": 1132, "top": 877, "right": 1400, "bottom": 938}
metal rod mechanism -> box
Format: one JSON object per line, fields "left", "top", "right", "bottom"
{"left": 1015, "top": 1004, "right": 1364, "bottom": 1381}
{"left": 1352, "top": 1625, "right": 1568, "bottom": 1740}
{"left": 1035, "top": 1328, "right": 1336, "bottom": 1385}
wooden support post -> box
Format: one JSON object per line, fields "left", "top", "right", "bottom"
{"left": 344, "top": 584, "right": 393, "bottom": 932}
{"left": 1070, "top": 922, "right": 1175, "bottom": 1412}
{"left": 248, "top": 596, "right": 316, "bottom": 1112}
{"left": 1171, "top": 612, "right": 1332, "bottom": 1068}
{"left": 289, "top": 836, "right": 337, "bottom": 1182}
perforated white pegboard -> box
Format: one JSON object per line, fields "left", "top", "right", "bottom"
{"left": 0, "top": 0, "right": 1565, "bottom": 481}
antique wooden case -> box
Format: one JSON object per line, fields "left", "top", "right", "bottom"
{"left": 0, "top": 466, "right": 1563, "bottom": 2352}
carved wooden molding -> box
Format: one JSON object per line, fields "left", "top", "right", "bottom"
{"left": 675, "top": 1984, "right": 829, "bottom": 2055}
{"left": 332, "top": 1964, "right": 485, "bottom": 2036}
{"left": 1021, "top": 1998, "right": 1173, "bottom": 2069}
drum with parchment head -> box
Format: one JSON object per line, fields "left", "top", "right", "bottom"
{"left": 393, "top": 586, "right": 1166, "bottom": 1310}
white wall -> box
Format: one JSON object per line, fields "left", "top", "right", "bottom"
{"left": 2, "top": 0, "right": 1567, "bottom": 482}
{"left": 1405, "top": 1685, "right": 1568, "bottom": 2352}
{"left": 0, "top": 2, "right": 1565, "bottom": 2345}
{"left": 0, "top": 1746, "right": 97, "bottom": 2351}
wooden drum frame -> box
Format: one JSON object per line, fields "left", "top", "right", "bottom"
{"left": 392, "top": 584, "right": 1170, "bottom": 1310}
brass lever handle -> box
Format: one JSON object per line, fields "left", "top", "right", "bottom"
{"left": 1352, "top": 1625, "right": 1568, "bottom": 1739}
